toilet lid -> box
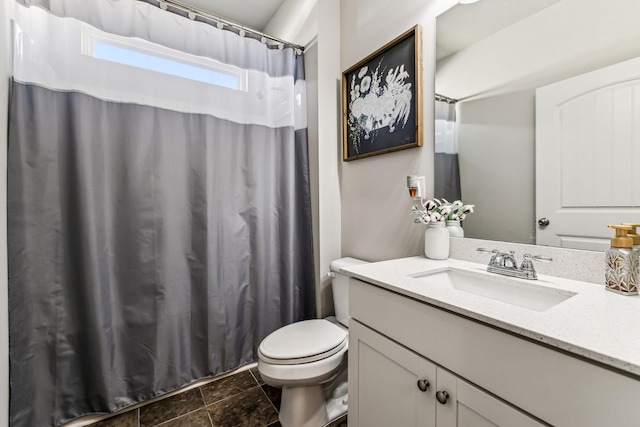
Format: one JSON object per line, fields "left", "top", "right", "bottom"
{"left": 259, "top": 319, "right": 347, "bottom": 364}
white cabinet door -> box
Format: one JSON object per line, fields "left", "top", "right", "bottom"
{"left": 348, "top": 320, "right": 437, "bottom": 427}
{"left": 436, "top": 368, "right": 545, "bottom": 427}
{"left": 349, "top": 319, "right": 544, "bottom": 427}
{"left": 536, "top": 55, "right": 640, "bottom": 250}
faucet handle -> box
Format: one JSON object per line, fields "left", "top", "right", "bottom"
{"left": 522, "top": 254, "right": 553, "bottom": 263}
{"left": 476, "top": 248, "right": 499, "bottom": 261}
{"left": 476, "top": 248, "right": 498, "bottom": 254}
{"left": 520, "top": 254, "right": 553, "bottom": 279}
{"left": 477, "top": 248, "right": 501, "bottom": 268}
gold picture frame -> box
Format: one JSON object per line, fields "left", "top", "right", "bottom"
{"left": 342, "top": 25, "right": 423, "bottom": 161}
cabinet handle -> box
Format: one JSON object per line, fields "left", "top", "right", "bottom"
{"left": 416, "top": 379, "right": 430, "bottom": 392}
{"left": 436, "top": 390, "right": 449, "bottom": 404}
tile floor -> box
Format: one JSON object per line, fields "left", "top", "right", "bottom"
{"left": 88, "top": 367, "right": 347, "bottom": 427}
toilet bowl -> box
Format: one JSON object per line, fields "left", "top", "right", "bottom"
{"left": 257, "top": 257, "right": 367, "bottom": 427}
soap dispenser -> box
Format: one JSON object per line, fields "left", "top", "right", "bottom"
{"left": 605, "top": 224, "right": 638, "bottom": 295}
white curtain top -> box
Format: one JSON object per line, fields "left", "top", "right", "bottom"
{"left": 434, "top": 99, "right": 458, "bottom": 154}
{"left": 11, "top": 0, "right": 306, "bottom": 130}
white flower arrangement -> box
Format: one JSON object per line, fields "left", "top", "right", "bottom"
{"left": 411, "top": 198, "right": 474, "bottom": 225}
{"left": 347, "top": 61, "right": 413, "bottom": 154}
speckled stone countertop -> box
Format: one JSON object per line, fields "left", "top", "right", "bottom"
{"left": 341, "top": 256, "right": 640, "bottom": 378}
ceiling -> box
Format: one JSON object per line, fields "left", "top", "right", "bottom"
{"left": 177, "top": 0, "right": 286, "bottom": 31}
{"left": 436, "top": 0, "right": 562, "bottom": 60}
{"left": 178, "top": 0, "right": 564, "bottom": 59}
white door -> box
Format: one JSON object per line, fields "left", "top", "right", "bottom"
{"left": 536, "top": 56, "right": 640, "bottom": 250}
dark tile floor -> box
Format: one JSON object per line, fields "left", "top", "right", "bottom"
{"left": 88, "top": 366, "right": 347, "bottom": 427}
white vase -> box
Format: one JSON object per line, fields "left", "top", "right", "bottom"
{"left": 424, "top": 222, "right": 449, "bottom": 260}
{"left": 446, "top": 219, "right": 464, "bottom": 238}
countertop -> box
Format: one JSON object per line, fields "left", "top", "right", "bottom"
{"left": 341, "top": 256, "right": 640, "bottom": 378}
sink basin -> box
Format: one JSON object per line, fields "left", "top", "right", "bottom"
{"left": 412, "top": 268, "right": 576, "bottom": 312}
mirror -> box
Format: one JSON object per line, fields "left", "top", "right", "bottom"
{"left": 434, "top": 0, "right": 640, "bottom": 248}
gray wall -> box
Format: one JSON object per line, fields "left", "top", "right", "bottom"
{"left": 457, "top": 91, "right": 535, "bottom": 244}
{"left": 339, "top": 0, "right": 459, "bottom": 262}
{"left": 314, "top": 0, "right": 342, "bottom": 317}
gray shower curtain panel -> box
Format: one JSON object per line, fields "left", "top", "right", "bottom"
{"left": 434, "top": 153, "right": 461, "bottom": 202}
{"left": 8, "top": 80, "right": 314, "bottom": 426}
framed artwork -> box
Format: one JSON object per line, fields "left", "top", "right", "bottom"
{"left": 342, "top": 25, "right": 423, "bottom": 161}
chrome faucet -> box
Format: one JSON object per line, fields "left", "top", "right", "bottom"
{"left": 476, "top": 248, "right": 552, "bottom": 280}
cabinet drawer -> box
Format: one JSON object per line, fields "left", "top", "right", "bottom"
{"left": 350, "top": 277, "right": 640, "bottom": 426}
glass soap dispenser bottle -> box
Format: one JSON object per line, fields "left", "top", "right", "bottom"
{"left": 623, "top": 222, "right": 640, "bottom": 282}
{"left": 605, "top": 224, "right": 638, "bottom": 295}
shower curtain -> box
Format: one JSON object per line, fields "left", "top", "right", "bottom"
{"left": 7, "top": 1, "right": 314, "bottom": 426}
{"left": 434, "top": 98, "right": 461, "bottom": 201}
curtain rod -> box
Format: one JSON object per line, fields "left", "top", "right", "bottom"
{"left": 435, "top": 93, "right": 457, "bottom": 104}
{"left": 152, "top": 0, "right": 304, "bottom": 53}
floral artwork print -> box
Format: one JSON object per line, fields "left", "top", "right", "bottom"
{"left": 347, "top": 60, "right": 413, "bottom": 154}
{"left": 342, "top": 26, "right": 421, "bottom": 161}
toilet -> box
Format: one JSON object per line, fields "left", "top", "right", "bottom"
{"left": 258, "top": 257, "right": 367, "bottom": 427}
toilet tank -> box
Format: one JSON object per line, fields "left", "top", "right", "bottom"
{"left": 329, "top": 257, "right": 368, "bottom": 327}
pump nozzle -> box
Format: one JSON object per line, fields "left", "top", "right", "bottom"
{"left": 607, "top": 224, "right": 633, "bottom": 248}
{"left": 622, "top": 223, "right": 640, "bottom": 247}
{"left": 621, "top": 223, "right": 640, "bottom": 233}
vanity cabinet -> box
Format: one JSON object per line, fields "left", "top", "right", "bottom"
{"left": 350, "top": 320, "right": 543, "bottom": 427}
{"left": 348, "top": 277, "right": 640, "bottom": 427}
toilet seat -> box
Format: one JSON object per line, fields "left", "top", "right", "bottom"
{"left": 258, "top": 319, "right": 347, "bottom": 365}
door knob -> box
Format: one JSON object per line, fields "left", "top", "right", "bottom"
{"left": 436, "top": 390, "right": 449, "bottom": 404}
{"left": 417, "top": 379, "right": 430, "bottom": 392}
{"left": 538, "top": 218, "right": 550, "bottom": 227}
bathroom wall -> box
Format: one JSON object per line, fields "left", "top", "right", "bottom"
{"left": 313, "top": 0, "right": 342, "bottom": 317}
{"left": 456, "top": 90, "right": 535, "bottom": 244}
{"left": 0, "top": 0, "right": 10, "bottom": 423}
{"left": 339, "top": 0, "right": 458, "bottom": 262}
